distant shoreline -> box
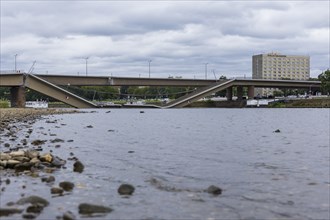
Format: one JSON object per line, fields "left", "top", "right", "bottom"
{"left": 187, "top": 98, "right": 330, "bottom": 108}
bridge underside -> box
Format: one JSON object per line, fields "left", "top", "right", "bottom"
{"left": 0, "top": 73, "right": 321, "bottom": 108}
{"left": 1, "top": 74, "right": 96, "bottom": 108}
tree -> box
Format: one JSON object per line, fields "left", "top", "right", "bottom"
{"left": 318, "top": 69, "right": 330, "bottom": 95}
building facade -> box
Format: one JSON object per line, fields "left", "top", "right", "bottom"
{"left": 252, "top": 52, "right": 310, "bottom": 96}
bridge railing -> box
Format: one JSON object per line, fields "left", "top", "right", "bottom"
{"left": 0, "top": 70, "right": 24, "bottom": 74}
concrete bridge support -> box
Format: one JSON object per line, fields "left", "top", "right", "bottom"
{"left": 237, "top": 86, "right": 243, "bottom": 101}
{"left": 226, "top": 87, "right": 233, "bottom": 101}
{"left": 248, "top": 86, "right": 255, "bottom": 99}
{"left": 10, "top": 86, "right": 26, "bottom": 108}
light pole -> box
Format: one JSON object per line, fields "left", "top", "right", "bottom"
{"left": 148, "top": 60, "right": 152, "bottom": 78}
{"left": 85, "top": 57, "right": 89, "bottom": 76}
{"left": 204, "top": 63, "right": 208, "bottom": 79}
{"left": 14, "top": 54, "right": 18, "bottom": 72}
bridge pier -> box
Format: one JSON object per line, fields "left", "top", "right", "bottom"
{"left": 237, "top": 86, "right": 243, "bottom": 100}
{"left": 10, "top": 86, "right": 26, "bottom": 108}
{"left": 226, "top": 87, "right": 233, "bottom": 101}
{"left": 248, "top": 86, "right": 254, "bottom": 99}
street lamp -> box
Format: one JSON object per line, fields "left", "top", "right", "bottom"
{"left": 14, "top": 54, "right": 18, "bottom": 72}
{"left": 85, "top": 57, "right": 89, "bottom": 76}
{"left": 148, "top": 60, "right": 152, "bottom": 78}
{"left": 204, "top": 63, "right": 208, "bottom": 79}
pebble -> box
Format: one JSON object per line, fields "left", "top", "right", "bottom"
{"left": 59, "top": 181, "right": 75, "bottom": 191}
{"left": 50, "top": 138, "right": 65, "bottom": 143}
{"left": 63, "top": 211, "right": 76, "bottom": 220}
{"left": 26, "top": 204, "right": 44, "bottom": 213}
{"left": 274, "top": 129, "right": 281, "bottom": 133}
{"left": 51, "top": 187, "right": 64, "bottom": 194}
{"left": 39, "top": 153, "right": 53, "bottom": 163}
{"left": 31, "top": 140, "right": 47, "bottom": 146}
{"left": 41, "top": 175, "right": 55, "bottom": 183}
{"left": 73, "top": 161, "right": 84, "bottom": 173}
{"left": 206, "top": 185, "right": 222, "bottom": 195}
{"left": 7, "top": 159, "right": 21, "bottom": 168}
{"left": 16, "top": 195, "right": 49, "bottom": 207}
{"left": 9, "top": 150, "right": 25, "bottom": 157}
{"left": 0, "top": 208, "right": 23, "bottom": 217}
{"left": 78, "top": 203, "right": 113, "bottom": 215}
{"left": 15, "top": 162, "right": 34, "bottom": 172}
{"left": 118, "top": 184, "right": 135, "bottom": 195}
{"left": 22, "top": 213, "right": 37, "bottom": 219}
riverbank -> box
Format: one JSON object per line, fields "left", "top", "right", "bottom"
{"left": 186, "top": 97, "right": 330, "bottom": 108}
{"left": 0, "top": 108, "right": 79, "bottom": 124}
{"left": 268, "top": 98, "right": 330, "bottom": 108}
{"left": 0, "top": 108, "right": 83, "bottom": 219}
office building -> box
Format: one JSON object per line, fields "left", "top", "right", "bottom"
{"left": 252, "top": 52, "right": 310, "bottom": 96}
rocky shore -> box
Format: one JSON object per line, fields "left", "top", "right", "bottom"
{"left": 0, "top": 108, "right": 88, "bottom": 219}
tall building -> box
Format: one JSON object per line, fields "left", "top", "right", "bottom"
{"left": 252, "top": 52, "right": 310, "bottom": 96}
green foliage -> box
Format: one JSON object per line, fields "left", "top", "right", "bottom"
{"left": 0, "top": 87, "right": 10, "bottom": 100}
{"left": 122, "top": 86, "right": 194, "bottom": 100}
{"left": 66, "top": 86, "right": 120, "bottom": 100}
{"left": 0, "top": 99, "right": 10, "bottom": 108}
{"left": 318, "top": 69, "right": 330, "bottom": 94}
{"left": 273, "top": 90, "right": 284, "bottom": 97}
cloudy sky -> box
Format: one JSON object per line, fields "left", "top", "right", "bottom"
{"left": 1, "top": 0, "right": 329, "bottom": 79}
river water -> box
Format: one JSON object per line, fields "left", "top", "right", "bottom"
{"left": 1, "top": 108, "right": 329, "bottom": 219}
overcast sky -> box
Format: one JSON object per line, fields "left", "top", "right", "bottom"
{"left": 1, "top": 0, "right": 329, "bottom": 79}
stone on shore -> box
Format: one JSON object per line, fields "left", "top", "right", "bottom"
{"left": 118, "top": 184, "right": 135, "bottom": 195}
{"left": 0, "top": 208, "right": 23, "bottom": 217}
{"left": 73, "top": 161, "right": 84, "bottom": 173}
{"left": 39, "top": 153, "right": 53, "bottom": 163}
{"left": 51, "top": 187, "right": 64, "bottom": 194}
{"left": 206, "top": 185, "right": 222, "bottom": 195}
{"left": 41, "top": 175, "right": 55, "bottom": 183}
{"left": 14, "top": 162, "right": 34, "bottom": 172}
{"left": 26, "top": 204, "right": 44, "bottom": 213}
{"left": 63, "top": 211, "right": 76, "bottom": 220}
{"left": 78, "top": 203, "right": 113, "bottom": 215}
{"left": 59, "top": 181, "right": 75, "bottom": 191}
{"left": 16, "top": 196, "right": 49, "bottom": 207}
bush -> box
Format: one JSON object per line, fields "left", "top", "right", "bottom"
{"left": 0, "top": 100, "right": 10, "bottom": 108}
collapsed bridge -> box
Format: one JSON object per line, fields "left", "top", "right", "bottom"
{"left": 0, "top": 73, "right": 321, "bottom": 108}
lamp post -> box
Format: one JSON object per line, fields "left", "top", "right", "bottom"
{"left": 14, "top": 54, "right": 18, "bottom": 72}
{"left": 85, "top": 57, "right": 89, "bottom": 76}
{"left": 204, "top": 63, "right": 208, "bottom": 79}
{"left": 148, "top": 60, "right": 152, "bottom": 78}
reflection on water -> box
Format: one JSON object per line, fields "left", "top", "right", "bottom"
{"left": 1, "top": 108, "right": 329, "bottom": 219}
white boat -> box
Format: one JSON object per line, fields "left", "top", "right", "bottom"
{"left": 25, "top": 101, "right": 48, "bottom": 108}
{"left": 125, "top": 100, "right": 146, "bottom": 105}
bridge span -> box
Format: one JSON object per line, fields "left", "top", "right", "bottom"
{"left": 0, "top": 73, "right": 322, "bottom": 108}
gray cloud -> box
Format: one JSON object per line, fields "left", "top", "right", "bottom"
{"left": 1, "top": 0, "right": 329, "bottom": 78}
